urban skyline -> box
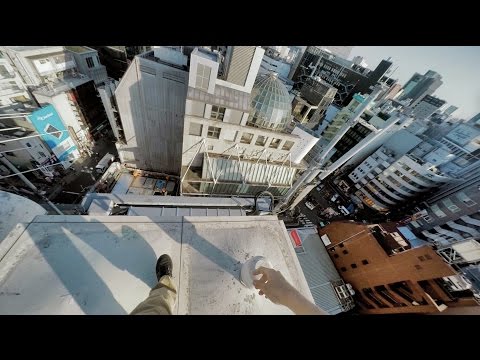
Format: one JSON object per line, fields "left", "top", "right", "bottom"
{"left": 350, "top": 46, "right": 480, "bottom": 120}
{"left": 1, "top": 45, "right": 479, "bottom": 315}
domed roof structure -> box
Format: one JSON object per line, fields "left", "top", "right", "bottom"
{"left": 248, "top": 72, "right": 292, "bottom": 131}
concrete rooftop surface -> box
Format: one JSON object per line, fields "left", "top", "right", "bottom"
{"left": 0, "top": 215, "right": 313, "bottom": 315}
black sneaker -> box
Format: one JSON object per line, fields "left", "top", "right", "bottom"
{"left": 156, "top": 254, "right": 173, "bottom": 280}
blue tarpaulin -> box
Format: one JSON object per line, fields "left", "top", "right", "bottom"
{"left": 398, "top": 226, "right": 429, "bottom": 248}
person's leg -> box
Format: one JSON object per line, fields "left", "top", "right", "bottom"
{"left": 131, "top": 254, "right": 177, "bottom": 315}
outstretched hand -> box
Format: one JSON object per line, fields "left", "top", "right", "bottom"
{"left": 253, "top": 266, "right": 296, "bottom": 306}
{"left": 253, "top": 266, "right": 327, "bottom": 315}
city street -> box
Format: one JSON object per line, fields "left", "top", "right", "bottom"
{"left": 50, "top": 136, "right": 118, "bottom": 203}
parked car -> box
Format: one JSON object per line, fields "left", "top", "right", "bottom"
{"left": 338, "top": 205, "right": 350, "bottom": 216}
{"left": 95, "top": 153, "right": 115, "bottom": 174}
{"left": 305, "top": 201, "right": 316, "bottom": 210}
{"left": 318, "top": 220, "right": 330, "bottom": 228}
{"left": 330, "top": 194, "right": 339, "bottom": 203}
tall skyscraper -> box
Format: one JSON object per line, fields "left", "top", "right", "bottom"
{"left": 319, "top": 46, "right": 354, "bottom": 59}
{"left": 399, "top": 70, "right": 443, "bottom": 106}
{"left": 444, "top": 105, "right": 458, "bottom": 117}
{"left": 114, "top": 46, "right": 320, "bottom": 198}
{"left": 115, "top": 47, "right": 189, "bottom": 175}
{"left": 411, "top": 95, "right": 446, "bottom": 119}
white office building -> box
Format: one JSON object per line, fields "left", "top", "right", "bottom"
{"left": 181, "top": 47, "right": 318, "bottom": 198}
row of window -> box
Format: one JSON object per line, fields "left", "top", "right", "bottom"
{"left": 188, "top": 122, "right": 294, "bottom": 150}
{"left": 340, "top": 259, "right": 369, "bottom": 272}
{"left": 430, "top": 194, "right": 475, "bottom": 218}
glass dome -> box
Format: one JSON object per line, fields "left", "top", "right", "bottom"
{"left": 248, "top": 72, "right": 292, "bottom": 131}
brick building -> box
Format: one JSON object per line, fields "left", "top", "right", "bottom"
{"left": 318, "top": 221, "right": 479, "bottom": 314}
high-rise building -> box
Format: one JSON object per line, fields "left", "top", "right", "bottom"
{"left": 466, "top": 112, "right": 480, "bottom": 126}
{"left": 65, "top": 46, "right": 108, "bottom": 86}
{"left": 0, "top": 116, "right": 57, "bottom": 178}
{"left": 114, "top": 46, "right": 320, "bottom": 198}
{"left": 402, "top": 122, "right": 480, "bottom": 244}
{"left": 318, "top": 221, "right": 479, "bottom": 314}
{"left": 291, "top": 77, "right": 337, "bottom": 128}
{"left": 0, "top": 51, "right": 34, "bottom": 110}
{"left": 114, "top": 47, "right": 189, "bottom": 175}
{"left": 347, "top": 130, "right": 455, "bottom": 212}
{"left": 181, "top": 48, "right": 318, "bottom": 198}
{"left": 279, "top": 87, "right": 411, "bottom": 211}
{"left": 444, "top": 105, "right": 458, "bottom": 117}
{"left": 411, "top": 95, "right": 446, "bottom": 119}
{"left": 319, "top": 46, "right": 354, "bottom": 59}
{"left": 291, "top": 46, "right": 393, "bottom": 107}
{"left": 399, "top": 70, "right": 443, "bottom": 107}
{"left": 0, "top": 46, "right": 113, "bottom": 152}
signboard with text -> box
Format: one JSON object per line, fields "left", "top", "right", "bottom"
{"left": 28, "top": 105, "right": 78, "bottom": 163}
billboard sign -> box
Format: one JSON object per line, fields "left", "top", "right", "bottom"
{"left": 28, "top": 105, "right": 79, "bottom": 164}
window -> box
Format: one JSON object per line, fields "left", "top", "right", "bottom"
{"left": 456, "top": 192, "right": 476, "bottom": 207}
{"left": 189, "top": 123, "right": 203, "bottom": 136}
{"left": 86, "top": 57, "right": 94, "bottom": 68}
{"left": 255, "top": 135, "right": 267, "bottom": 146}
{"left": 269, "top": 138, "right": 281, "bottom": 149}
{"left": 351, "top": 263, "right": 357, "bottom": 269}
{"left": 39, "top": 59, "right": 46, "bottom": 64}
{"left": 339, "top": 243, "right": 344, "bottom": 248}
{"left": 422, "top": 215, "right": 433, "bottom": 223}
{"left": 26, "top": 142, "right": 32, "bottom": 148}
{"left": 207, "top": 126, "right": 221, "bottom": 139}
{"left": 282, "top": 140, "right": 294, "bottom": 151}
{"left": 425, "top": 254, "right": 432, "bottom": 260}
{"left": 431, "top": 204, "right": 447, "bottom": 218}
{"left": 207, "top": 145, "right": 214, "bottom": 151}
{"left": 415, "top": 264, "right": 422, "bottom": 270}
{"left": 418, "top": 256, "right": 425, "bottom": 262}
{"left": 333, "top": 254, "right": 339, "bottom": 259}
{"left": 340, "top": 267, "right": 347, "bottom": 272}
{"left": 189, "top": 101, "right": 205, "bottom": 117}
{"left": 362, "top": 259, "right": 369, "bottom": 265}
{"left": 38, "top": 151, "right": 46, "bottom": 158}
{"left": 196, "top": 63, "right": 211, "bottom": 91}
{"left": 342, "top": 249, "right": 348, "bottom": 255}
{"left": 240, "top": 132, "right": 253, "bottom": 144}
{"left": 210, "top": 105, "right": 225, "bottom": 121}
{"left": 5, "top": 152, "right": 16, "bottom": 157}
{"left": 442, "top": 198, "right": 461, "bottom": 213}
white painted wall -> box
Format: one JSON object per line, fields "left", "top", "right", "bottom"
{"left": 182, "top": 116, "right": 302, "bottom": 167}
{"left": 189, "top": 50, "right": 219, "bottom": 94}
{"left": 290, "top": 126, "right": 319, "bottom": 164}
{"left": 216, "top": 47, "right": 264, "bottom": 94}
{"left": 98, "top": 84, "right": 119, "bottom": 139}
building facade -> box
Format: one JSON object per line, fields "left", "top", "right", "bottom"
{"left": 319, "top": 221, "right": 479, "bottom": 314}
{"left": 65, "top": 46, "right": 108, "bottom": 85}
{"left": 411, "top": 94, "right": 446, "bottom": 120}
{"left": 291, "top": 77, "right": 337, "bottom": 128}
{"left": 350, "top": 135, "right": 455, "bottom": 213}
{"left": 181, "top": 47, "right": 318, "bottom": 198}
{"left": 0, "top": 118, "right": 56, "bottom": 178}
{"left": 291, "top": 46, "right": 393, "bottom": 107}
{"left": 399, "top": 70, "right": 443, "bottom": 107}
{"left": 0, "top": 51, "right": 34, "bottom": 109}
{"left": 114, "top": 47, "right": 189, "bottom": 175}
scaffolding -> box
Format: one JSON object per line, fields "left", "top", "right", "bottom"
{"left": 181, "top": 138, "right": 295, "bottom": 198}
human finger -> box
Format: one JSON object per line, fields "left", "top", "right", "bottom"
{"left": 253, "top": 274, "right": 268, "bottom": 289}
{"left": 253, "top": 266, "right": 270, "bottom": 276}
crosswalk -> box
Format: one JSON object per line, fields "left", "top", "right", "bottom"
{"left": 298, "top": 213, "right": 315, "bottom": 228}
